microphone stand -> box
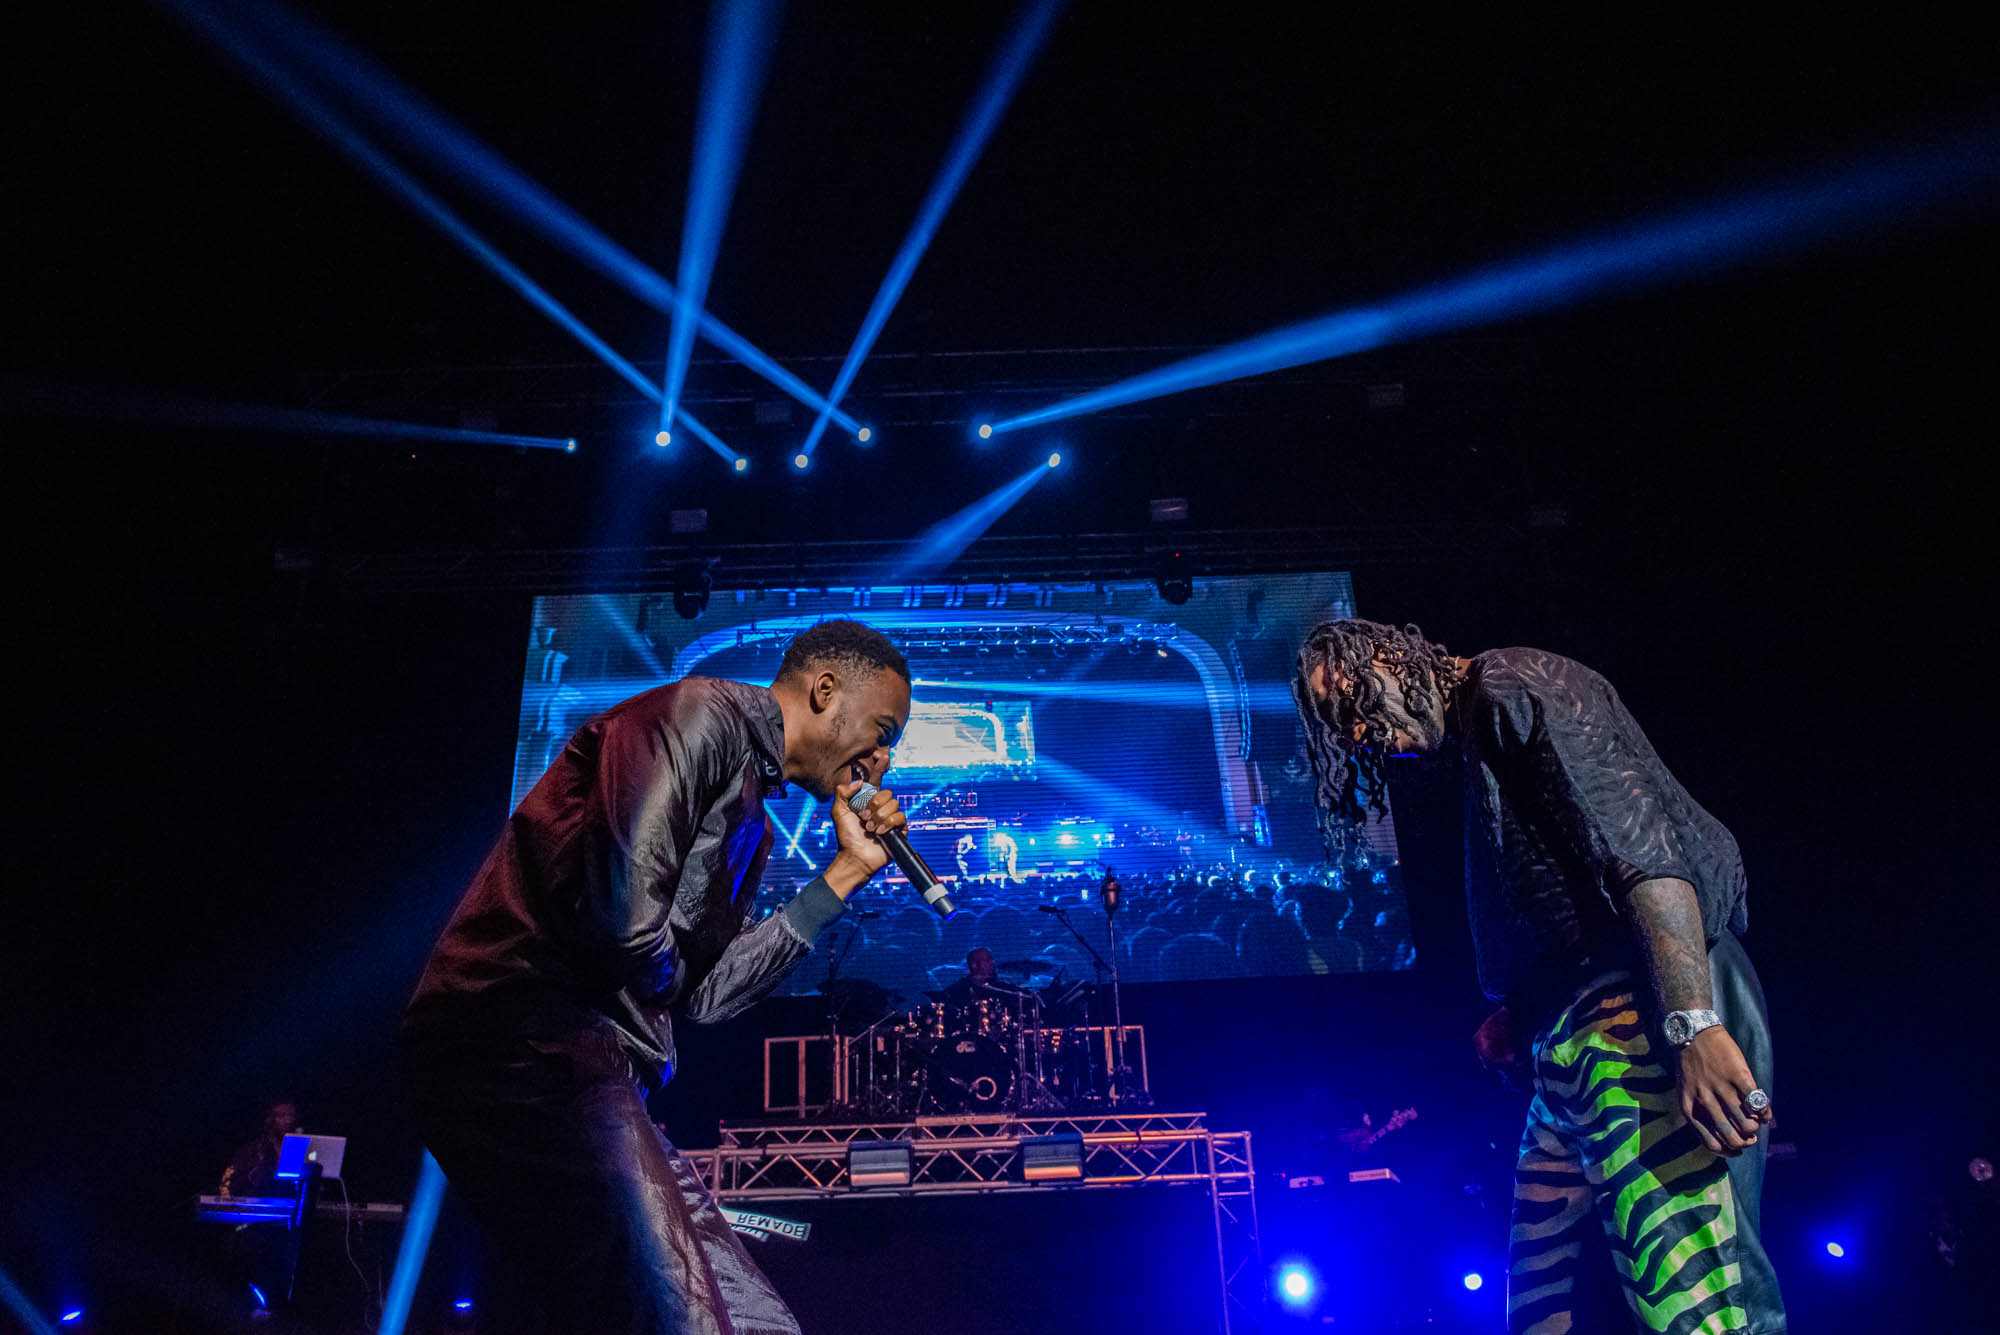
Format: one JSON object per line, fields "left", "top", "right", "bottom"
{"left": 822, "top": 916, "right": 864, "bottom": 1114}
{"left": 1044, "top": 907, "right": 1106, "bottom": 1101}
{"left": 1048, "top": 872, "right": 1136, "bottom": 1105}
{"left": 1099, "top": 870, "right": 1134, "bottom": 1106}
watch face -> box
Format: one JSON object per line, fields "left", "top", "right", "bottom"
{"left": 1664, "top": 1013, "right": 1690, "bottom": 1046}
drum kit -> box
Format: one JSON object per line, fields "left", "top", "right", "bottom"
{"left": 827, "top": 963, "right": 1137, "bottom": 1116}
{"left": 813, "top": 872, "right": 1147, "bottom": 1117}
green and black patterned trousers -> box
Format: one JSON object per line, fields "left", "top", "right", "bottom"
{"left": 1508, "top": 933, "right": 1786, "bottom": 1334}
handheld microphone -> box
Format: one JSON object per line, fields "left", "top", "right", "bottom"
{"left": 846, "top": 782, "right": 956, "bottom": 920}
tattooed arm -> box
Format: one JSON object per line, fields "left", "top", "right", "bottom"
{"left": 1627, "top": 876, "right": 1713, "bottom": 1012}
{"left": 1629, "top": 877, "right": 1768, "bottom": 1155}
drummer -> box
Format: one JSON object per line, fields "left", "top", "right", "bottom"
{"left": 940, "top": 947, "right": 1001, "bottom": 1007}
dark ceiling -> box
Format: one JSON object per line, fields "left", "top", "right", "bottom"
{"left": 10, "top": 3, "right": 1995, "bottom": 560}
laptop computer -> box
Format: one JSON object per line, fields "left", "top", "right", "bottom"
{"left": 275, "top": 1133, "right": 347, "bottom": 1182}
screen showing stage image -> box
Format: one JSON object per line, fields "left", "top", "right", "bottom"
{"left": 512, "top": 573, "right": 1412, "bottom": 991}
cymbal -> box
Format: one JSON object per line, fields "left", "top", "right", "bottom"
{"left": 817, "top": 978, "right": 892, "bottom": 1001}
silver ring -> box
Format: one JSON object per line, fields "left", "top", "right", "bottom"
{"left": 1744, "top": 1088, "right": 1771, "bottom": 1113}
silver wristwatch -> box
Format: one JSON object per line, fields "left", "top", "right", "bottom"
{"left": 1663, "top": 1008, "right": 1723, "bottom": 1047}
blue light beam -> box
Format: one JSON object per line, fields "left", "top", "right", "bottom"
{"left": 44, "top": 389, "right": 576, "bottom": 451}
{"left": 209, "top": 0, "right": 857, "bottom": 432}
{"left": 765, "top": 798, "right": 818, "bottom": 870}
{"left": 166, "top": 1, "right": 743, "bottom": 466}
{"left": 991, "top": 129, "right": 2000, "bottom": 434}
{"left": 0, "top": 1266, "right": 59, "bottom": 1335}
{"left": 662, "top": 0, "right": 781, "bottom": 432}
{"left": 668, "top": 408, "right": 746, "bottom": 467}
{"left": 799, "top": 0, "right": 1065, "bottom": 458}
{"left": 1035, "top": 754, "right": 1206, "bottom": 835}
{"left": 912, "top": 676, "right": 1296, "bottom": 712}
{"left": 167, "top": 1, "right": 653, "bottom": 400}
{"left": 378, "top": 1152, "right": 448, "bottom": 1335}
{"left": 880, "top": 461, "right": 1052, "bottom": 583}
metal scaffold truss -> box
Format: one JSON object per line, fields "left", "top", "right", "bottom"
{"left": 695, "top": 1111, "right": 1263, "bottom": 1333}
{"left": 317, "top": 523, "right": 1526, "bottom": 594}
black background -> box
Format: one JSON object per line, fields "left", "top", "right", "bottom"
{"left": 5, "top": 3, "right": 1996, "bottom": 1331}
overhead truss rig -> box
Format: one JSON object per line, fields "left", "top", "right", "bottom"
{"left": 292, "top": 335, "right": 1542, "bottom": 434}
{"left": 316, "top": 522, "right": 1524, "bottom": 595}
{"left": 692, "top": 1110, "right": 1262, "bottom": 1334}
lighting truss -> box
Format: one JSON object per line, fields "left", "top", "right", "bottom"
{"left": 314, "top": 524, "right": 1521, "bottom": 596}
{"left": 694, "top": 1111, "right": 1261, "bottom": 1333}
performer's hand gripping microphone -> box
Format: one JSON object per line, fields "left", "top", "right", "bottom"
{"left": 845, "top": 780, "right": 956, "bottom": 920}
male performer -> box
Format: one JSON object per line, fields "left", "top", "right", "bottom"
{"left": 1294, "top": 619, "right": 1784, "bottom": 1334}
{"left": 400, "top": 619, "right": 914, "bottom": 1335}
{"left": 941, "top": 946, "right": 1001, "bottom": 1006}
{"left": 218, "top": 1096, "right": 299, "bottom": 1199}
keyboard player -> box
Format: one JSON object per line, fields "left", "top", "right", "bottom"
{"left": 218, "top": 1097, "right": 299, "bottom": 1200}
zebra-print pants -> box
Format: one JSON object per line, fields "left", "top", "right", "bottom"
{"left": 1507, "top": 932, "right": 1786, "bottom": 1334}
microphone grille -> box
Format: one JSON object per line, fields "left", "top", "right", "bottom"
{"left": 845, "top": 782, "right": 880, "bottom": 812}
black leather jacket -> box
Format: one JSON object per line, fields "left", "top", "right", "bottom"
{"left": 404, "top": 677, "right": 845, "bottom": 1086}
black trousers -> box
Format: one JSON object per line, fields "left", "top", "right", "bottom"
{"left": 400, "top": 1023, "right": 800, "bottom": 1335}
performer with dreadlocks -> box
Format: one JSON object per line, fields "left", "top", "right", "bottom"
{"left": 1294, "top": 620, "right": 1785, "bottom": 1335}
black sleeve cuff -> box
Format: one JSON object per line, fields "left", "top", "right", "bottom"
{"left": 782, "top": 875, "right": 849, "bottom": 942}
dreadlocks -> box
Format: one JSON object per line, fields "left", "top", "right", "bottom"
{"left": 1294, "top": 618, "right": 1465, "bottom": 857}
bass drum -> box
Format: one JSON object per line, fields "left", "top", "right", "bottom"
{"left": 910, "top": 1032, "right": 1015, "bottom": 1114}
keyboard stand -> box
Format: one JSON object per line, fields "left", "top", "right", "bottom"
{"left": 283, "top": 1161, "right": 324, "bottom": 1303}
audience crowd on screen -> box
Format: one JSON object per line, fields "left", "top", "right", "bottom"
{"left": 771, "top": 859, "right": 1417, "bottom": 997}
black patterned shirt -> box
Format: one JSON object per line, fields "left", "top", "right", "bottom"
{"left": 1460, "top": 648, "right": 1748, "bottom": 1018}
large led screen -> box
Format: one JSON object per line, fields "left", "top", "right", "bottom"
{"left": 513, "top": 574, "right": 1413, "bottom": 992}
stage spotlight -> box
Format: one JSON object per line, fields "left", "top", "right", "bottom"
{"left": 454, "top": 1300, "right": 474, "bottom": 1311}
{"left": 977, "top": 423, "right": 993, "bottom": 439}
{"left": 793, "top": 453, "right": 810, "bottom": 470}
{"left": 1020, "top": 1132, "right": 1084, "bottom": 1181}
{"left": 1047, "top": 452, "right": 1061, "bottom": 468}
{"left": 61, "top": 1312, "right": 84, "bottom": 1325}
{"left": 849, "top": 1139, "right": 914, "bottom": 1187}
{"left": 857, "top": 426, "right": 873, "bottom": 443}
{"left": 733, "top": 457, "right": 749, "bottom": 472}
{"left": 564, "top": 439, "right": 577, "bottom": 453}
{"left": 656, "top": 430, "right": 672, "bottom": 447}
{"left": 1153, "top": 551, "right": 1194, "bottom": 605}
{"left": 1825, "top": 1241, "right": 1847, "bottom": 1258}
{"left": 1463, "top": 1271, "right": 1485, "bottom": 1291}
{"left": 673, "top": 562, "right": 713, "bottom": 620}
{"left": 1277, "top": 1266, "right": 1313, "bottom": 1306}
{"left": 250, "top": 1285, "right": 269, "bottom": 1309}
